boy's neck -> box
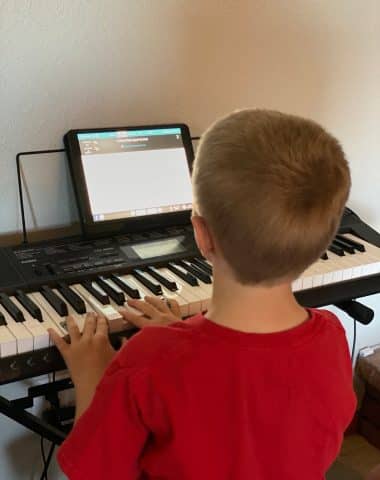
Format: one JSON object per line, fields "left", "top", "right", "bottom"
{"left": 206, "top": 265, "right": 308, "bottom": 334}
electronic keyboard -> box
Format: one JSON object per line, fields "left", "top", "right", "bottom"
{"left": 0, "top": 207, "right": 379, "bottom": 384}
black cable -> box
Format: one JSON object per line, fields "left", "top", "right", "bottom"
{"left": 39, "top": 439, "right": 55, "bottom": 480}
{"left": 191, "top": 136, "right": 201, "bottom": 141}
{"left": 352, "top": 319, "right": 357, "bottom": 365}
{"left": 40, "top": 436, "right": 48, "bottom": 480}
{"left": 16, "top": 148, "right": 66, "bottom": 245}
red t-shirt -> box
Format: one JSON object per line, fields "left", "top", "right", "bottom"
{"left": 58, "top": 308, "right": 356, "bottom": 480}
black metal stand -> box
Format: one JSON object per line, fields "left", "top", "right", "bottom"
{"left": 0, "top": 378, "right": 70, "bottom": 445}
{"left": 16, "top": 148, "right": 66, "bottom": 245}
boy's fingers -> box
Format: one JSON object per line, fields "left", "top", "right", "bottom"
{"left": 82, "top": 312, "right": 97, "bottom": 339}
{"left": 167, "top": 299, "right": 181, "bottom": 318}
{"left": 144, "top": 296, "right": 168, "bottom": 313}
{"left": 126, "top": 299, "right": 157, "bottom": 318}
{"left": 119, "top": 307, "right": 151, "bottom": 329}
{"left": 48, "top": 328, "right": 68, "bottom": 355}
{"left": 66, "top": 315, "right": 81, "bottom": 342}
{"left": 144, "top": 296, "right": 181, "bottom": 318}
{"left": 95, "top": 315, "right": 109, "bottom": 337}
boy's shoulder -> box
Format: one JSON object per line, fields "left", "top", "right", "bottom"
{"left": 316, "top": 308, "right": 346, "bottom": 334}
{"left": 115, "top": 317, "right": 202, "bottom": 372}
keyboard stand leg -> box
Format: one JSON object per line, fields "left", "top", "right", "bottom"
{"left": 0, "top": 393, "right": 66, "bottom": 444}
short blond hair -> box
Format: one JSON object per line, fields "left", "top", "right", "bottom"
{"left": 192, "top": 109, "right": 351, "bottom": 285}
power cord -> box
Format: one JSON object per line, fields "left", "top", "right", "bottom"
{"left": 40, "top": 436, "right": 48, "bottom": 480}
{"left": 351, "top": 319, "right": 357, "bottom": 365}
{"left": 39, "top": 438, "right": 55, "bottom": 480}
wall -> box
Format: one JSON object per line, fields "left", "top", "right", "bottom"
{"left": 0, "top": 0, "right": 379, "bottom": 478}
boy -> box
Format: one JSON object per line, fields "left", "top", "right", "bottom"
{"left": 50, "top": 109, "right": 356, "bottom": 479}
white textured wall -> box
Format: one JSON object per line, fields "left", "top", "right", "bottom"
{"left": 0, "top": 1, "right": 379, "bottom": 478}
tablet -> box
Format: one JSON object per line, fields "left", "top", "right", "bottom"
{"left": 64, "top": 124, "right": 194, "bottom": 236}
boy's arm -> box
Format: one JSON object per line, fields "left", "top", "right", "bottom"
{"left": 49, "top": 313, "right": 117, "bottom": 423}
{"left": 49, "top": 314, "right": 149, "bottom": 479}
{"left": 57, "top": 363, "right": 149, "bottom": 480}
{"left": 49, "top": 299, "right": 180, "bottom": 479}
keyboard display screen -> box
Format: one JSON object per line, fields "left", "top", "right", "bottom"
{"left": 129, "top": 236, "right": 186, "bottom": 259}
{"left": 77, "top": 128, "right": 193, "bottom": 222}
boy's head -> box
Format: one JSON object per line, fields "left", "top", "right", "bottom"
{"left": 192, "top": 109, "right": 351, "bottom": 285}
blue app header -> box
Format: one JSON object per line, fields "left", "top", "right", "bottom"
{"left": 78, "top": 128, "right": 181, "bottom": 141}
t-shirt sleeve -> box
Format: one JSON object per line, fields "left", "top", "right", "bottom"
{"left": 58, "top": 361, "right": 148, "bottom": 480}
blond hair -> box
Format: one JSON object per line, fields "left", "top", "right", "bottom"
{"left": 192, "top": 109, "right": 351, "bottom": 285}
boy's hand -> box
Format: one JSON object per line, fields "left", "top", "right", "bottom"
{"left": 120, "top": 296, "right": 181, "bottom": 328}
{"left": 48, "top": 313, "right": 116, "bottom": 421}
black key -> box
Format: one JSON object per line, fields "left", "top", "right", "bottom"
{"left": 132, "top": 269, "right": 162, "bottom": 295}
{"left": 41, "top": 286, "right": 69, "bottom": 317}
{"left": 58, "top": 283, "right": 86, "bottom": 314}
{"left": 96, "top": 277, "right": 125, "bottom": 306}
{"left": 168, "top": 262, "right": 199, "bottom": 286}
{"left": 193, "top": 258, "right": 212, "bottom": 275}
{"left": 146, "top": 266, "right": 178, "bottom": 292}
{"left": 110, "top": 275, "right": 141, "bottom": 299}
{"left": 15, "top": 290, "right": 43, "bottom": 322}
{"left": 0, "top": 311, "right": 6, "bottom": 326}
{"left": 328, "top": 244, "right": 345, "bottom": 257}
{"left": 82, "top": 280, "right": 110, "bottom": 305}
{"left": 336, "top": 234, "right": 365, "bottom": 252}
{"left": 179, "top": 260, "right": 212, "bottom": 284}
{"left": 0, "top": 293, "right": 24, "bottom": 322}
{"left": 333, "top": 238, "right": 355, "bottom": 254}
{"left": 320, "top": 252, "right": 328, "bottom": 260}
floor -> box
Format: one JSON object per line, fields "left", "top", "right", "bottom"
{"left": 327, "top": 435, "right": 380, "bottom": 480}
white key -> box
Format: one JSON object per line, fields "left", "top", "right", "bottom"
{"left": 0, "top": 325, "right": 17, "bottom": 357}
{"left": 30, "top": 292, "right": 67, "bottom": 344}
{"left": 294, "top": 235, "right": 380, "bottom": 292}
{"left": 160, "top": 268, "right": 204, "bottom": 316}
{"left": 122, "top": 273, "right": 179, "bottom": 316}
{"left": 105, "top": 277, "right": 146, "bottom": 319}
{"left": 11, "top": 297, "right": 49, "bottom": 350}
{"left": 141, "top": 271, "right": 189, "bottom": 317}
{"left": 52, "top": 289, "right": 87, "bottom": 334}
{"left": 0, "top": 305, "right": 34, "bottom": 353}
{"left": 72, "top": 284, "right": 125, "bottom": 333}
{"left": 163, "top": 268, "right": 209, "bottom": 312}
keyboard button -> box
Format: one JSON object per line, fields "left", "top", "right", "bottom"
{"left": 146, "top": 266, "right": 178, "bottom": 291}
{"left": 41, "top": 286, "right": 69, "bottom": 317}
{"left": 132, "top": 269, "right": 162, "bottom": 295}
{"left": 159, "top": 268, "right": 203, "bottom": 315}
{"left": 28, "top": 292, "right": 67, "bottom": 343}
{"left": 168, "top": 263, "right": 198, "bottom": 286}
{"left": 96, "top": 277, "right": 125, "bottom": 306}
{"left": 58, "top": 283, "right": 87, "bottom": 314}
{"left": 81, "top": 280, "right": 109, "bottom": 305}
{"left": 0, "top": 293, "right": 25, "bottom": 322}
{"left": 11, "top": 297, "right": 50, "bottom": 350}
{"left": 0, "top": 325, "right": 17, "bottom": 357}
{"left": 337, "top": 234, "right": 365, "bottom": 252}
{"left": 162, "top": 268, "right": 209, "bottom": 311}
{"left": 333, "top": 239, "right": 355, "bottom": 254}
{"left": 15, "top": 290, "right": 43, "bottom": 321}
{"left": 179, "top": 260, "right": 212, "bottom": 284}
{"left": 193, "top": 258, "right": 213, "bottom": 275}
{"left": 0, "top": 305, "right": 33, "bottom": 353}
{"left": 110, "top": 275, "right": 141, "bottom": 299}
{"left": 328, "top": 244, "right": 345, "bottom": 257}
{"left": 72, "top": 284, "right": 125, "bottom": 331}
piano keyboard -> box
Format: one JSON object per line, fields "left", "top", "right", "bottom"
{"left": 0, "top": 233, "right": 379, "bottom": 359}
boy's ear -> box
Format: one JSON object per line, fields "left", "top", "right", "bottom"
{"left": 191, "top": 215, "right": 215, "bottom": 260}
